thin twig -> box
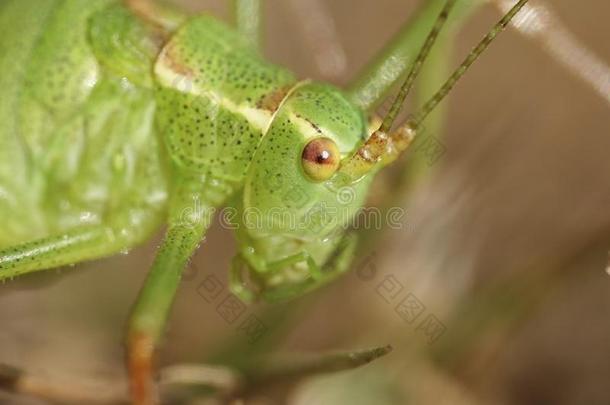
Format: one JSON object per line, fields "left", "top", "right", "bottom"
{"left": 160, "top": 363, "right": 243, "bottom": 392}
{"left": 286, "top": 0, "right": 348, "bottom": 80}
{"left": 225, "top": 345, "right": 393, "bottom": 399}
{"left": 0, "top": 364, "right": 128, "bottom": 404}
{"left": 491, "top": 0, "right": 610, "bottom": 106}
{"left": 0, "top": 345, "right": 392, "bottom": 404}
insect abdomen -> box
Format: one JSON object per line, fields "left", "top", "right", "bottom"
{"left": 0, "top": 0, "right": 168, "bottom": 246}
{"left": 0, "top": 0, "right": 59, "bottom": 244}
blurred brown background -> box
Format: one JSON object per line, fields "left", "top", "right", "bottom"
{"left": 1, "top": 1, "right": 609, "bottom": 404}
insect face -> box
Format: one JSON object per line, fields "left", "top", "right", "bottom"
{"left": 232, "top": 82, "right": 375, "bottom": 300}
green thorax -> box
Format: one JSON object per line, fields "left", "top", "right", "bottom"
{"left": 153, "top": 15, "right": 297, "bottom": 191}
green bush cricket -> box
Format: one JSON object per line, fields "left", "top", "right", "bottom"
{"left": 0, "top": 0, "right": 529, "bottom": 403}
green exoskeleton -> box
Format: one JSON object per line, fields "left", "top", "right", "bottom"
{"left": 0, "top": 0, "right": 529, "bottom": 403}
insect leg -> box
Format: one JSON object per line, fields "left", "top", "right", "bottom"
{"left": 232, "top": 0, "right": 263, "bottom": 50}
{"left": 124, "top": 0, "right": 185, "bottom": 30}
{"left": 229, "top": 251, "right": 320, "bottom": 302}
{"left": 262, "top": 234, "right": 358, "bottom": 302}
{"left": 345, "top": 0, "right": 481, "bottom": 112}
{"left": 286, "top": 0, "right": 348, "bottom": 80}
{"left": 0, "top": 213, "right": 160, "bottom": 281}
{"left": 126, "top": 197, "right": 215, "bottom": 405}
{"left": 230, "top": 254, "right": 264, "bottom": 302}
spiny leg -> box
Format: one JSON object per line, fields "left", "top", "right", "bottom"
{"left": 346, "top": 0, "right": 482, "bottom": 112}
{"left": 0, "top": 210, "right": 161, "bottom": 281}
{"left": 126, "top": 191, "right": 215, "bottom": 405}
{"left": 232, "top": 0, "right": 263, "bottom": 50}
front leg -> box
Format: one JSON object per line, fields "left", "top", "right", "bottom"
{"left": 345, "top": 0, "right": 480, "bottom": 111}
{"left": 262, "top": 234, "right": 358, "bottom": 302}
{"left": 231, "top": 233, "right": 358, "bottom": 303}
{"left": 126, "top": 191, "right": 215, "bottom": 405}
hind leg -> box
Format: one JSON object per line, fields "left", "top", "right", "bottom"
{"left": 345, "top": 0, "right": 480, "bottom": 111}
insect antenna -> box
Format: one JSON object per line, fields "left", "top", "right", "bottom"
{"left": 335, "top": 0, "right": 529, "bottom": 183}
{"left": 334, "top": 0, "right": 458, "bottom": 182}
{"left": 409, "top": 0, "right": 529, "bottom": 128}
{"left": 379, "top": 0, "right": 458, "bottom": 134}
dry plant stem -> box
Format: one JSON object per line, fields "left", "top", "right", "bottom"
{"left": 225, "top": 345, "right": 393, "bottom": 400}
{"left": 491, "top": 0, "right": 610, "bottom": 106}
{"left": 160, "top": 364, "right": 243, "bottom": 392}
{"left": 0, "top": 364, "right": 128, "bottom": 405}
{"left": 431, "top": 228, "right": 610, "bottom": 373}
{"left": 287, "top": 0, "right": 347, "bottom": 80}
{"left": 0, "top": 346, "right": 391, "bottom": 404}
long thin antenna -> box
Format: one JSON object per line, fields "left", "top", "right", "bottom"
{"left": 329, "top": 0, "right": 458, "bottom": 185}
{"left": 334, "top": 0, "right": 530, "bottom": 184}
{"left": 410, "top": 0, "right": 529, "bottom": 128}
{"left": 380, "top": 0, "right": 457, "bottom": 134}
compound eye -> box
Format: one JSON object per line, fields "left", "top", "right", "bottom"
{"left": 301, "top": 137, "right": 340, "bottom": 182}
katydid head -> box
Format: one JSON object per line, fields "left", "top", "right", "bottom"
{"left": 232, "top": 82, "right": 378, "bottom": 301}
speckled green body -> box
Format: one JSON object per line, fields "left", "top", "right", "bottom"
{"left": 0, "top": 0, "right": 166, "bottom": 246}
{"left": 0, "top": 0, "right": 371, "bottom": 298}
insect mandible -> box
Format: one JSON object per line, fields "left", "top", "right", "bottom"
{"left": 0, "top": 0, "right": 529, "bottom": 403}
